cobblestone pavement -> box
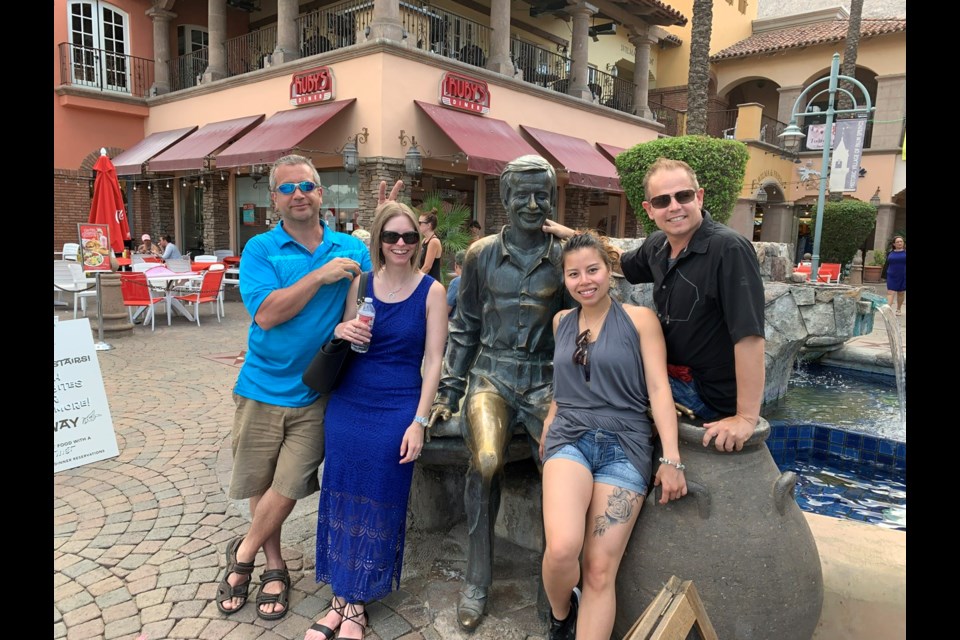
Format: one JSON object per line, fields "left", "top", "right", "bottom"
{"left": 54, "top": 285, "right": 905, "bottom": 640}
{"left": 54, "top": 296, "right": 548, "bottom": 640}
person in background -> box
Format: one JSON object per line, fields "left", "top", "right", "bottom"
{"left": 215, "top": 154, "right": 372, "bottom": 622}
{"left": 323, "top": 208, "right": 337, "bottom": 232}
{"left": 137, "top": 233, "right": 162, "bottom": 256}
{"left": 468, "top": 220, "right": 483, "bottom": 244}
{"left": 544, "top": 157, "right": 765, "bottom": 453}
{"left": 418, "top": 210, "right": 443, "bottom": 281}
{"left": 305, "top": 201, "right": 447, "bottom": 640}
{"left": 159, "top": 235, "right": 182, "bottom": 260}
{"left": 447, "top": 249, "right": 466, "bottom": 318}
{"left": 351, "top": 228, "right": 371, "bottom": 247}
{"left": 539, "top": 230, "right": 685, "bottom": 640}
{"left": 884, "top": 235, "right": 906, "bottom": 316}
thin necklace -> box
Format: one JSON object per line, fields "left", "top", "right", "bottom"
{"left": 382, "top": 272, "right": 413, "bottom": 299}
{"left": 579, "top": 302, "right": 611, "bottom": 340}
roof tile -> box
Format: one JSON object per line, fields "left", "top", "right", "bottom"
{"left": 710, "top": 18, "right": 905, "bottom": 62}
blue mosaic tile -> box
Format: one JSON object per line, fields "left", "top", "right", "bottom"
{"left": 814, "top": 427, "right": 829, "bottom": 442}
{"left": 829, "top": 430, "right": 845, "bottom": 444}
{"left": 788, "top": 426, "right": 799, "bottom": 439}
{"left": 800, "top": 426, "right": 814, "bottom": 440}
{"left": 859, "top": 449, "right": 878, "bottom": 463}
{"left": 842, "top": 447, "right": 861, "bottom": 460}
{"left": 879, "top": 440, "right": 895, "bottom": 455}
{"left": 813, "top": 439, "right": 828, "bottom": 452}
{"left": 876, "top": 454, "right": 894, "bottom": 466}
{"left": 828, "top": 443, "right": 843, "bottom": 455}
{"left": 861, "top": 437, "right": 878, "bottom": 452}
{"left": 895, "top": 443, "right": 906, "bottom": 460}
{"left": 844, "top": 433, "right": 863, "bottom": 448}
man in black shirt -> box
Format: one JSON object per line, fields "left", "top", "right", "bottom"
{"left": 545, "top": 157, "right": 765, "bottom": 452}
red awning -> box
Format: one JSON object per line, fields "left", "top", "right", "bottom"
{"left": 112, "top": 126, "right": 198, "bottom": 175}
{"left": 415, "top": 101, "right": 538, "bottom": 176}
{"left": 520, "top": 125, "right": 622, "bottom": 191}
{"left": 596, "top": 142, "right": 628, "bottom": 163}
{"left": 215, "top": 99, "right": 355, "bottom": 168}
{"left": 147, "top": 115, "right": 265, "bottom": 172}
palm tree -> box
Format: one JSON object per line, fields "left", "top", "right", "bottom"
{"left": 417, "top": 192, "right": 471, "bottom": 284}
{"left": 684, "top": 0, "right": 713, "bottom": 135}
{"left": 837, "top": 0, "right": 865, "bottom": 113}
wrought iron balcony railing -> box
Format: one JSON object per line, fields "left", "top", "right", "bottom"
{"left": 58, "top": 42, "right": 154, "bottom": 98}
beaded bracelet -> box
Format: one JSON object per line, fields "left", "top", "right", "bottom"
{"left": 658, "top": 456, "right": 686, "bottom": 471}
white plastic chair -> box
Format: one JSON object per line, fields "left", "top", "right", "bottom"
{"left": 165, "top": 257, "right": 192, "bottom": 273}
{"left": 194, "top": 255, "right": 218, "bottom": 263}
{"left": 73, "top": 264, "right": 98, "bottom": 317}
{"left": 62, "top": 243, "right": 80, "bottom": 262}
{"left": 214, "top": 249, "right": 235, "bottom": 261}
{"left": 53, "top": 260, "right": 94, "bottom": 318}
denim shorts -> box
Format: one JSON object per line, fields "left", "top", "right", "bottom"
{"left": 548, "top": 429, "right": 648, "bottom": 495}
{"left": 668, "top": 377, "right": 722, "bottom": 421}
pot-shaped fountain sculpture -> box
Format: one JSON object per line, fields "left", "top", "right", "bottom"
{"left": 613, "top": 417, "right": 823, "bottom": 640}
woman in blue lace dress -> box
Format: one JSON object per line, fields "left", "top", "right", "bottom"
{"left": 305, "top": 202, "right": 448, "bottom": 640}
{"left": 884, "top": 235, "right": 906, "bottom": 316}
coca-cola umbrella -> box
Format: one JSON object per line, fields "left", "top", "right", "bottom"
{"left": 88, "top": 148, "right": 131, "bottom": 254}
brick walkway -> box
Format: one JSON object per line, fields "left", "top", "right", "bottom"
{"left": 54, "top": 286, "right": 905, "bottom": 640}
{"left": 54, "top": 298, "right": 546, "bottom": 640}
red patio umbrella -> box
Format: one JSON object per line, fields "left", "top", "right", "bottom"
{"left": 88, "top": 149, "right": 131, "bottom": 254}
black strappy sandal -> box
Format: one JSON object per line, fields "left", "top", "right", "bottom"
{"left": 306, "top": 596, "right": 346, "bottom": 639}
{"left": 337, "top": 601, "right": 368, "bottom": 639}
{"left": 215, "top": 536, "right": 255, "bottom": 615}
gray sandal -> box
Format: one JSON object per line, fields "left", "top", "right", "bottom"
{"left": 215, "top": 537, "right": 254, "bottom": 615}
{"left": 255, "top": 567, "right": 291, "bottom": 620}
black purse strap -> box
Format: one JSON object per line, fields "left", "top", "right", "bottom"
{"left": 356, "top": 270, "right": 369, "bottom": 307}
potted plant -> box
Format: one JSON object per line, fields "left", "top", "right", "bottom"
{"left": 863, "top": 249, "right": 885, "bottom": 282}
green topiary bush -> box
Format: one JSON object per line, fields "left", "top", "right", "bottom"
{"left": 819, "top": 199, "right": 877, "bottom": 265}
{"left": 615, "top": 136, "right": 750, "bottom": 236}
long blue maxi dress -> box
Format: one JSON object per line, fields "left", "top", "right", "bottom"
{"left": 316, "top": 274, "right": 432, "bottom": 603}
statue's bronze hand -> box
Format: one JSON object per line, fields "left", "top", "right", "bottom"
{"left": 425, "top": 403, "right": 452, "bottom": 443}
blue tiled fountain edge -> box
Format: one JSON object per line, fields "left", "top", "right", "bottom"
{"left": 766, "top": 422, "right": 906, "bottom": 471}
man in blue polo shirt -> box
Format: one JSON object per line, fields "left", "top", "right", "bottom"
{"left": 216, "top": 154, "right": 372, "bottom": 621}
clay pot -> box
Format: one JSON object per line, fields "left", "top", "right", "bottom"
{"left": 863, "top": 265, "right": 883, "bottom": 282}
{"left": 614, "top": 417, "right": 823, "bottom": 640}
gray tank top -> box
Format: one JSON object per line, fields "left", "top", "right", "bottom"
{"left": 545, "top": 299, "right": 654, "bottom": 487}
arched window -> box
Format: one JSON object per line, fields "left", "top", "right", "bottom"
{"left": 67, "top": 1, "right": 131, "bottom": 93}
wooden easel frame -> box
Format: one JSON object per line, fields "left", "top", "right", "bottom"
{"left": 623, "top": 575, "right": 719, "bottom": 640}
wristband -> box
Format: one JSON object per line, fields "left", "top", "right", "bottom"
{"left": 413, "top": 416, "right": 430, "bottom": 427}
{"left": 658, "top": 456, "right": 686, "bottom": 471}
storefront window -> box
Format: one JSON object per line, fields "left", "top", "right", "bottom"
{"left": 586, "top": 191, "right": 621, "bottom": 236}
{"left": 236, "top": 174, "right": 273, "bottom": 253}
{"left": 318, "top": 170, "right": 359, "bottom": 231}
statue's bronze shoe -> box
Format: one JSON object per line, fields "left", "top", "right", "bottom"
{"left": 457, "top": 583, "right": 488, "bottom": 631}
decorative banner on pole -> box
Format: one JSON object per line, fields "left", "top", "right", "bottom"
{"left": 54, "top": 318, "right": 120, "bottom": 472}
{"left": 828, "top": 117, "right": 868, "bottom": 192}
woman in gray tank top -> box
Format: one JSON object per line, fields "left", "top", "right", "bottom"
{"left": 538, "top": 230, "right": 687, "bottom": 640}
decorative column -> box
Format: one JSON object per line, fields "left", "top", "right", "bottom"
{"left": 873, "top": 202, "right": 896, "bottom": 253}
{"left": 760, "top": 202, "right": 794, "bottom": 244}
{"left": 870, "top": 74, "right": 906, "bottom": 149}
{"left": 202, "top": 0, "right": 227, "bottom": 83}
{"left": 486, "top": 0, "right": 514, "bottom": 76}
{"left": 777, "top": 85, "right": 804, "bottom": 129}
{"left": 147, "top": 3, "right": 176, "bottom": 95}
{"left": 566, "top": 2, "right": 596, "bottom": 100}
{"left": 366, "top": 0, "right": 405, "bottom": 43}
{"left": 628, "top": 26, "right": 655, "bottom": 119}
{"left": 272, "top": 0, "right": 300, "bottom": 64}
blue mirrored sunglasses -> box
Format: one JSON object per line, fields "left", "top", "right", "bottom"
{"left": 275, "top": 181, "right": 320, "bottom": 195}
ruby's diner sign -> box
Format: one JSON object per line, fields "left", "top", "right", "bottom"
{"left": 291, "top": 66, "right": 335, "bottom": 105}
{"left": 440, "top": 72, "right": 490, "bottom": 114}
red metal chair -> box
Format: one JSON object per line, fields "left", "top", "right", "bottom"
{"left": 174, "top": 267, "right": 225, "bottom": 326}
{"left": 120, "top": 272, "right": 165, "bottom": 331}
{"left": 817, "top": 263, "right": 841, "bottom": 283}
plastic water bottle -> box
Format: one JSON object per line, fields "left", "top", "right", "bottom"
{"left": 351, "top": 297, "right": 376, "bottom": 353}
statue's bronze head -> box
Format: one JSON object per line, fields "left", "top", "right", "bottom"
{"left": 500, "top": 155, "right": 557, "bottom": 232}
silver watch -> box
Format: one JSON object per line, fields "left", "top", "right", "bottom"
{"left": 413, "top": 416, "right": 430, "bottom": 427}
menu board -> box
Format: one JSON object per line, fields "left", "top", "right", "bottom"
{"left": 54, "top": 317, "right": 120, "bottom": 473}
{"left": 78, "top": 223, "right": 112, "bottom": 272}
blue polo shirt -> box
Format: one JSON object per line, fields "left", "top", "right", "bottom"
{"left": 235, "top": 221, "right": 371, "bottom": 407}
